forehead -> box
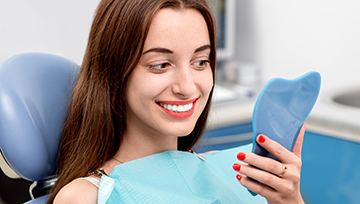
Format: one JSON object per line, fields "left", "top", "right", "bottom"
{"left": 143, "top": 8, "right": 210, "bottom": 52}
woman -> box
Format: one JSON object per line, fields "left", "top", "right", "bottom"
{"left": 49, "top": 0, "right": 305, "bottom": 203}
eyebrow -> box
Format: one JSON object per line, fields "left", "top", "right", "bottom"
{"left": 143, "top": 47, "right": 173, "bottom": 55}
{"left": 194, "top": 44, "right": 211, "bottom": 53}
{"left": 142, "top": 44, "right": 211, "bottom": 55}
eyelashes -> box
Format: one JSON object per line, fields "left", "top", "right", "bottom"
{"left": 193, "top": 60, "right": 211, "bottom": 68}
{"left": 149, "top": 60, "right": 211, "bottom": 72}
{"left": 149, "top": 62, "right": 171, "bottom": 70}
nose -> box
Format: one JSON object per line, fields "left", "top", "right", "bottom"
{"left": 172, "top": 65, "right": 196, "bottom": 98}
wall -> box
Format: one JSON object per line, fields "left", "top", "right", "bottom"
{"left": 251, "top": 0, "right": 360, "bottom": 90}
{"left": 0, "top": 0, "right": 100, "bottom": 65}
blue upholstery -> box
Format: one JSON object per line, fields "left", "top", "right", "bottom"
{"left": 0, "top": 53, "right": 79, "bottom": 203}
{"left": 23, "top": 195, "right": 48, "bottom": 204}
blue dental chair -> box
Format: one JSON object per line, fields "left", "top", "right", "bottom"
{"left": 0, "top": 53, "right": 79, "bottom": 203}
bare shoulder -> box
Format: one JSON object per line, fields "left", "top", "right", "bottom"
{"left": 199, "top": 150, "right": 219, "bottom": 156}
{"left": 53, "top": 177, "right": 99, "bottom": 204}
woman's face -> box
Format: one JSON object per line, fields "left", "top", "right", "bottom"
{"left": 125, "top": 8, "right": 213, "bottom": 140}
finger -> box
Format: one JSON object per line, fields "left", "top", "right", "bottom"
{"left": 234, "top": 163, "right": 300, "bottom": 195}
{"left": 256, "top": 134, "right": 300, "bottom": 164}
{"left": 236, "top": 173, "right": 280, "bottom": 200}
{"left": 234, "top": 163, "right": 282, "bottom": 188}
{"left": 292, "top": 122, "right": 306, "bottom": 159}
{"left": 235, "top": 152, "right": 285, "bottom": 178}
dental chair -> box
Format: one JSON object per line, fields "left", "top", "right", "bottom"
{"left": 0, "top": 53, "right": 79, "bottom": 203}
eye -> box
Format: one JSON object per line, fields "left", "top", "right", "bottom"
{"left": 193, "top": 60, "right": 211, "bottom": 69}
{"left": 149, "top": 63, "right": 171, "bottom": 71}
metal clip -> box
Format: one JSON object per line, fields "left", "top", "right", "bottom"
{"left": 189, "top": 150, "right": 206, "bottom": 162}
{"left": 88, "top": 168, "right": 108, "bottom": 177}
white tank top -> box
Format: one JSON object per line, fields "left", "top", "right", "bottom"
{"left": 79, "top": 177, "right": 100, "bottom": 188}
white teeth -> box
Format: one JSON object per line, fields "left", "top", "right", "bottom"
{"left": 159, "top": 102, "right": 193, "bottom": 112}
{"left": 178, "top": 105, "right": 183, "bottom": 112}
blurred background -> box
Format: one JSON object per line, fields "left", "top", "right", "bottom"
{"left": 1, "top": 0, "right": 360, "bottom": 90}
{"left": 1, "top": 0, "right": 360, "bottom": 203}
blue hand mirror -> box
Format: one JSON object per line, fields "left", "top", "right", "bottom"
{"left": 252, "top": 71, "right": 321, "bottom": 160}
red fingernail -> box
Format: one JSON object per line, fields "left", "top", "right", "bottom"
{"left": 237, "top": 152, "right": 246, "bottom": 161}
{"left": 233, "top": 163, "right": 241, "bottom": 171}
{"left": 236, "top": 174, "right": 242, "bottom": 181}
{"left": 258, "top": 135, "right": 266, "bottom": 143}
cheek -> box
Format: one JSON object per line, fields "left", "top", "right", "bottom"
{"left": 127, "top": 73, "right": 170, "bottom": 102}
{"left": 198, "top": 69, "right": 214, "bottom": 96}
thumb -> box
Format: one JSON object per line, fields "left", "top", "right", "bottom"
{"left": 292, "top": 122, "right": 306, "bottom": 159}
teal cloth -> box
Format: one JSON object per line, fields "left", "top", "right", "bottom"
{"left": 98, "top": 144, "right": 267, "bottom": 204}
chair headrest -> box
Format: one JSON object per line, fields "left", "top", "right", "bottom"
{"left": 0, "top": 53, "right": 79, "bottom": 181}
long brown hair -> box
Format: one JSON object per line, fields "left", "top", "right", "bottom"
{"left": 48, "top": 0, "right": 216, "bottom": 203}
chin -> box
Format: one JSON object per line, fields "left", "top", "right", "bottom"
{"left": 176, "top": 130, "right": 194, "bottom": 137}
{"left": 166, "top": 123, "right": 197, "bottom": 138}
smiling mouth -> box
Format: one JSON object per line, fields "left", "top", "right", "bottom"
{"left": 156, "top": 98, "right": 198, "bottom": 118}
{"left": 158, "top": 102, "right": 193, "bottom": 112}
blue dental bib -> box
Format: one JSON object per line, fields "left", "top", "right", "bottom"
{"left": 98, "top": 144, "right": 267, "bottom": 204}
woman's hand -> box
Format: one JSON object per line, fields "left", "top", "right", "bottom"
{"left": 233, "top": 123, "right": 306, "bottom": 204}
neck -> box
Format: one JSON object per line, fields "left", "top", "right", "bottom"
{"left": 113, "top": 128, "right": 178, "bottom": 163}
